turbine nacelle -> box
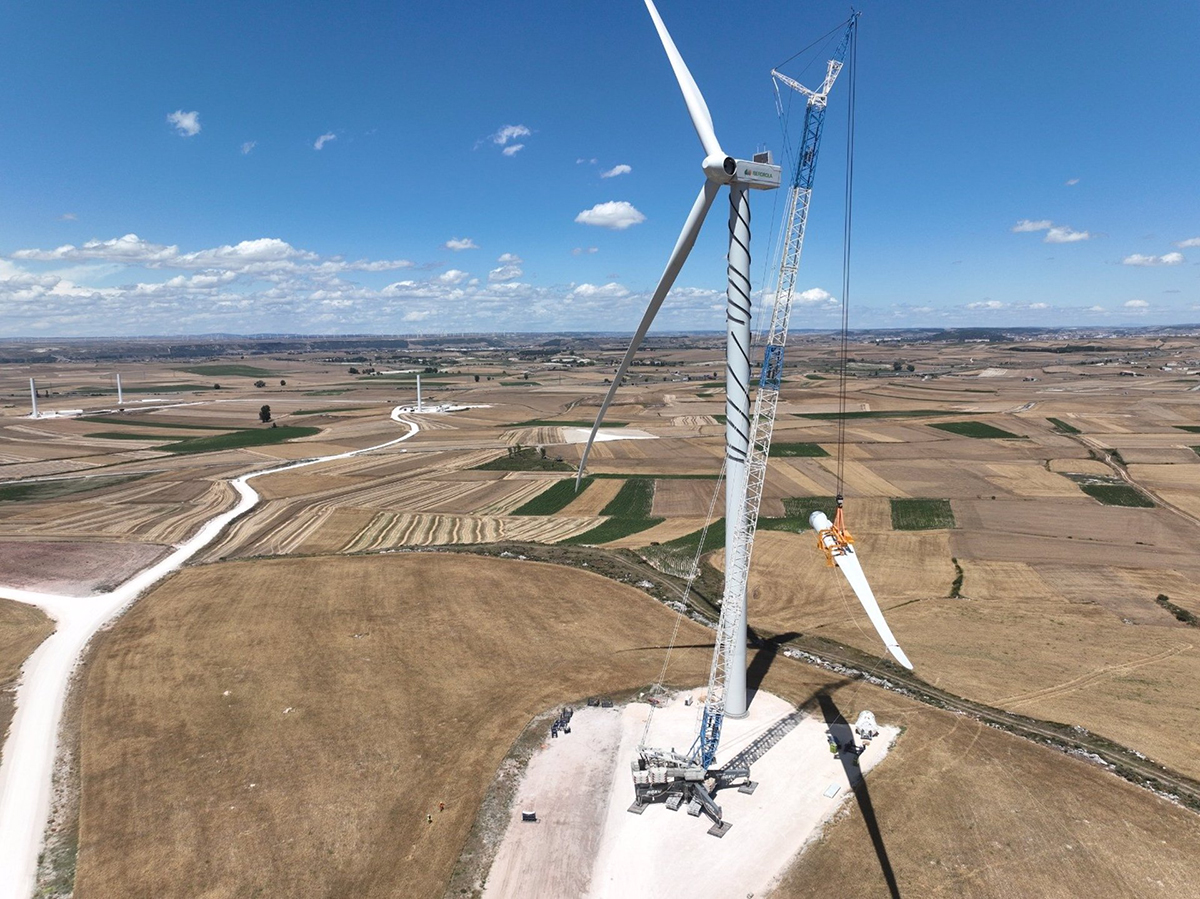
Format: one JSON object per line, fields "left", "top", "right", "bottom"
{"left": 702, "top": 154, "right": 782, "bottom": 190}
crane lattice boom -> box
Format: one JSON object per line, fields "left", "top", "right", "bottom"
{"left": 694, "top": 15, "right": 856, "bottom": 771}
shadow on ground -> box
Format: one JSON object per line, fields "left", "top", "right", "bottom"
{"left": 817, "top": 690, "right": 902, "bottom": 899}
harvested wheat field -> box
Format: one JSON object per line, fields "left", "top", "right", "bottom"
{"left": 0, "top": 599, "right": 54, "bottom": 752}
{"left": 73, "top": 553, "right": 716, "bottom": 899}
{"left": 71, "top": 553, "right": 1200, "bottom": 898}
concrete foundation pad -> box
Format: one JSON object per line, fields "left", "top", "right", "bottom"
{"left": 483, "top": 688, "right": 899, "bottom": 899}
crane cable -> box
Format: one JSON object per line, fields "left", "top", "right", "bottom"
{"left": 641, "top": 458, "right": 727, "bottom": 748}
{"left": 834, "top": 19, "right": 857, "bottom": 534}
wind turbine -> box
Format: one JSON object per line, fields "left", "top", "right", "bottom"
{"left": 576, "top": 0, "right": 780, "bottom": 718}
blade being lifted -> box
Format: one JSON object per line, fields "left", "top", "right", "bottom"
{"left": 575, "top": 179, "right": 720, "bottom": 486}
{"left": 810, "top": 511, "right": 913, "bottom": 669}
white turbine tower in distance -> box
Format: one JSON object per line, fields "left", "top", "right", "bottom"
{"left": 576, "top": 0, "right": 780, "bottom": 719}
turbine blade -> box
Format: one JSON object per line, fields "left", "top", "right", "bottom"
{"left": 576, "top": 179, "right": 720, "bottom": 486}
{"left": 833, "top": 548, "right": 914, "bottom": 670}
{"left": 644, "top": 0, "right": 724, "bottom": 160}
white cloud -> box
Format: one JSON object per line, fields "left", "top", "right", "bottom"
{"left": 1123, "top": 252, "right": 1184, "bottom": 266}
{"left": 576, "top": 157, "right": 597, "bottom": 165}
{"left": 1028, "top": 302, "right": 1048, "bottom": 309}
{"left": 571, "top": 282, "right": 629, "bottom": 298}
{"left": 492, "top": 124, "right": 530, "bottom": 145}
{"left": 1044, "top": 226, "right": 1090, "bottom": 243}
{"left": 241, "top": 141, "right": 257, "bottom": 155}
{"left": 314, "top": 132, "right": 336, "bottom": 150}
{"left": 1011, "top": 219, "right": 1090, "bottom": 243}
{"left": 1088, "top": 305, "right": 1106, "bottom": 312}
{"left": 796, "top": 287, "right": 839, "bottom": 306}
{"left": 444, "top": 237, "right": 478, "bottom": 251}
{"left": 1065, "top": 178, "right": 1080, "bottom": 186}
{"left": 1125, "top": 299, "right": 1149, "bottom": 308}
{"left": 575, "top": 201, "right": 645, "bottom": 230}
{"left": 167, "top": 110, "right": 201, "bottom": 137}
{"left": 57, "top": 213, "right": 77, "bottom": 221}
{"left": 501, "top": 143, "right": 524, "bottom": 157}
{"left": 571, "top": 247, "right": 599, "bottom": 256}
{"left": 601, "top": 164, "right": 632, "bottom": 178}
{"left": 965, "top": 300, "right": 1005, "bottom": 310}
{"left": 437, "top": 269, "right": 468, "bottom": 285}
{"left": 1176, "top": 237, "right": 1200, "bottom": 248}
{"left": 10, "top": 233, "right": 412, "bottom": 276}
{"left": 488, "top": 252, "right": 523, "bottom": 282}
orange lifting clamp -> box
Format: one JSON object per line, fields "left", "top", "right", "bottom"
{"left": 815, "top": 495, "right": 855, "bottom": 567}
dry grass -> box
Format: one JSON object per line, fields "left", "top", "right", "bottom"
{"left": 70, "top": 552, "right": 1200, "bottom": 898}
{"left": 0, "top": 598, "right": 54, "bottom": 750}
{"left": 73, "top": 553, "right": 717, "bottom": 899}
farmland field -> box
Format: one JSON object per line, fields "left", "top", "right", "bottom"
{"left": 890, "top": 497, "right": 956, "bottom": 530}
{"left": 769, "top": 441, "right": 830, "bottom": 457}
{"left": 928, "top": 420, "right": 1020, "bottom": 439}
{"left": 69, "top": 552, "right": 1200, "bottom": 899}
{"left": 4, "top": 334, "right": 1200, "bottom": 899}
{"left": 0, "top": 599, "right": 53, "bottom": 749}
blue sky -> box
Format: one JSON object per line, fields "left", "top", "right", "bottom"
{"left": 1, "top": 0, "right": 1197, "bottom": 336}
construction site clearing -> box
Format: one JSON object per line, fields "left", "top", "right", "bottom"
{"left": 483, "top": 689, "right": 898, "bottom": 899}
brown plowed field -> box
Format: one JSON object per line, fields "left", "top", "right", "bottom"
{"left": 0, "top": 540, "right": 170, "bottom": 596}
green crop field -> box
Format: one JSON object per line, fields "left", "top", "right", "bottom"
{"left": 1047, "top": 417, "right": 1082, "bottom": 434}
{"left": 163, "top": 426, "right": 320, "bottom": 455}
{"left": 650, "top": 517, "right": 727, "bottom": 556}
{"left": 472, "top": 448, "right": 573, "bottom": 472}
{"left": 1066, "top": 475, "right": 1154, "bottom": 507}
{"left": 303, "top": 389, "right": 348, "bottom": 396}
{"left": 600, "top": 478, "right": 655, "bottom": 518}
{"left": 511, "top": 477, "right": 594, "bottom": 515}
{"left": 500, "top": 381, "right": 540, "bottom": 387}
{"left": 560, "top": 516, "right": 664, "bottom": 545}
{"left": 509, "top": 419, "right": 626, "bottom": 429}
{"left": 121, "top": 384, "right": 215, "bottom": 394}
{"left": 769, "top": 442, "right": 830, "bottom": 457}
{"left": 929, "top": 421, "right": 1020, "bottom": 439}
{"left": 891, "top": 498, "right": 956, "bottom": 530}
{"left": 77, "top": 416, "right": 236, "bottom": 431}
{"left": 781, "top": 496, "right": 839, "bottom": 523}
{"left": 1191, "top": 446, "right": 1200, "bottom": 458}
{"left": 86, "top": 431, "right": 174, "bottom": 441}
{"left": 0, "top": 473, "right": 149, "bottom": 503}
{"left": 1174, "top": 425, "right": 1200, "bottom": 433}
{"left": 180, "top": 364, "right": 280, "bottom": 377}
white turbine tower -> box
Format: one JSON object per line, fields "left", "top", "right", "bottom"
{"left": 29, "top": 378, "right": 39, "bottom": 419}
{"left": 577, "top": 0, "right": 780, "bottom": 717}
{"left": 116, "top": 372, "right": 123, "bottom": 407}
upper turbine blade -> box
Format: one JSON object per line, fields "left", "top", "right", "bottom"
{"left": 576, "top": 179, "right": 720, "bottom": 486}
{"left": 643, "top": 0, "right": 724, "bottom": 161}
